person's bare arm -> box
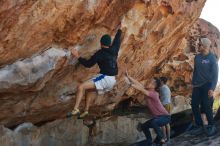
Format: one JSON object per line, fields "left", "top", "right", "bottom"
{"left": 127, "top": 75, "right": 143, "bottom": 87}
{"left": 126, "top": 74, "right": 151, "bottom": 97}
{"left": 131, "top": 84, "right": 150, "bottom": 97}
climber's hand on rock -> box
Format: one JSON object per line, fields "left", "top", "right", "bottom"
{"left": 124, "top": 69, "right": 132, "bottom": 85}
{"left": 114, "top": 21, "right": 122, "bottom": 32}
{"left": 125, "top": 69, "right": 130, "bottom": 79}
{"left": 125, "top": 69, "right": 128, "bottom": 76}
{"left": 124, "top": 76, "right": 131, "bottom": 86}
{"left": 71, "top": 48, "right": 80, "bottom": 58}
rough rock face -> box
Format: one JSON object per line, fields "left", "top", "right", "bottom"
{"left": 1, "top": 0, "right": 220, "bottom": 128}
{"left": 0, "top": 116, "right": 147, "bottom": 146}
{"left": 132, "top": 120, "right": 220, "bottom": 146}
{"left": 158, "top": 18, "right": 220, "bottom": 113}
{"left": 1, "top": 114, "right": 220, "bottom": 146}
{"left": 170, "top": 120, "right": 220, "bottom": 146}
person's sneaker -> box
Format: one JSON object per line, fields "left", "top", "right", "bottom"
{"left": 79, "top": 111, "right": 89, "bottom": 119}
{"left": 136, "top": 122, "right": 143, "bottom": 132}
{"left": 190, "top": 126, "right": 204, "bottom": 136}
{"left": 206, "top": 125, "right": 218, "bottom": 137}
{"left": 159, "top": 138, "right": 167, "bottom": 146}
{"left": 72, "top": 108, "right": 80, "bottom": 115}
{"left": 66, "top": 112, "right": 73, "bottom": 118}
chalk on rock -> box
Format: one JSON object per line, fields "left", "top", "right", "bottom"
{"left": 59, "top": 95, "right": 73, "bottom": 102}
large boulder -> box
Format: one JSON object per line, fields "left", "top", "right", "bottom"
{"left": 0, "top": 0, "right": 219, "bottom": 128}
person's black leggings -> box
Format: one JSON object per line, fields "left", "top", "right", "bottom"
{"left": 141, "top": 115, "right": 171, "bottom": 144}
{"left": 200, "top": 97, "right": 214, "bottom": 114}
{"left": 191, "top": 82, "right": 214, "bottom": 126}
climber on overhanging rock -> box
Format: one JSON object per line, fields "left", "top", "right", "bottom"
{"left": 125, "top": 74, "right": 170, "bottom": 146}
{"left": 190, "top": 37, "right": 218, "bottom": 137}
{"left": 67, "top": 22, "right": 122, "bottom": 119}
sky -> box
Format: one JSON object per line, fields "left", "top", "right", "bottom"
{"left": 200, "top": 1, "right": 220, "bottom": 28}
{"left": 200, "top": 0, "right": 220, "bottom": 83}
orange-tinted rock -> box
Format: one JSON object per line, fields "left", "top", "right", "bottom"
{"left": 159, "top": 1, "right": 174, "bottom": 17}
{"left": 0, "top": 0, "right": 219, "bottom": 128}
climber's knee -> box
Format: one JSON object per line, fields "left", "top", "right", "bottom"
{"left": 78, "top": 83, "right": 85, "bottom": 92}
{"left": 79, "top": 80, "right": 96, "bottom": 92}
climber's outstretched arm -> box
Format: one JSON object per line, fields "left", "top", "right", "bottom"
{"left": 126, "top": 75, "right": 151, "bottom": 97}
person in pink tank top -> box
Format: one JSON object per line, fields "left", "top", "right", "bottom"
{"left": 126, "top": 74, "right": 171, "bottom": 146}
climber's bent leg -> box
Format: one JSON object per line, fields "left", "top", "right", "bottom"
{"left": 71, "top": 80, "right": 95, "bottom": 116}
{"left": 71, "top": 74, "right": 116, "bottom": 118}
{"left": 85, "top": 91, "right": 97, "bottom": 111}
{"left": 80, "top": 74, "right": 116, "bottom": 117}
{"left": 79, "top": 91, "right": 96, "bottom": 118}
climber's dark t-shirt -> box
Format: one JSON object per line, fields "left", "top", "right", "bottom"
{"left": 78, "top": 29, "right": 122, "bottom": 76}
{"left": 192, "top": 52, "right": 218, "bottom": 90}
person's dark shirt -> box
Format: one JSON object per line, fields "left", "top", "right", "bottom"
{"left": 78, "top": 29, "right": 122, "bottom": 76}
{"left": 192, "top": 52, "right": 218, "bottom": 90}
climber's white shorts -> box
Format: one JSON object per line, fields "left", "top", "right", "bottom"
{"left": 91, "top": 74, "right": 116, "bottom": 95}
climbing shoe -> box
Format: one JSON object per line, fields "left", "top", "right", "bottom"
{"left": 79, "top": 111, "right": 89, "bottom": 119}
{"left": 190, "top": 126, "right": 204, "bottom": 136}
{"left": 66, "top": 112, "right": 73, "bottom": 118}
{"left": 66, "top": 108, "right": 80, "bottom": 118}
{"left": 72, "top": 108, "right": 80, "bottom": 115}
{"left": 205, "top": 125, "right": 218, "bottom": 137}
